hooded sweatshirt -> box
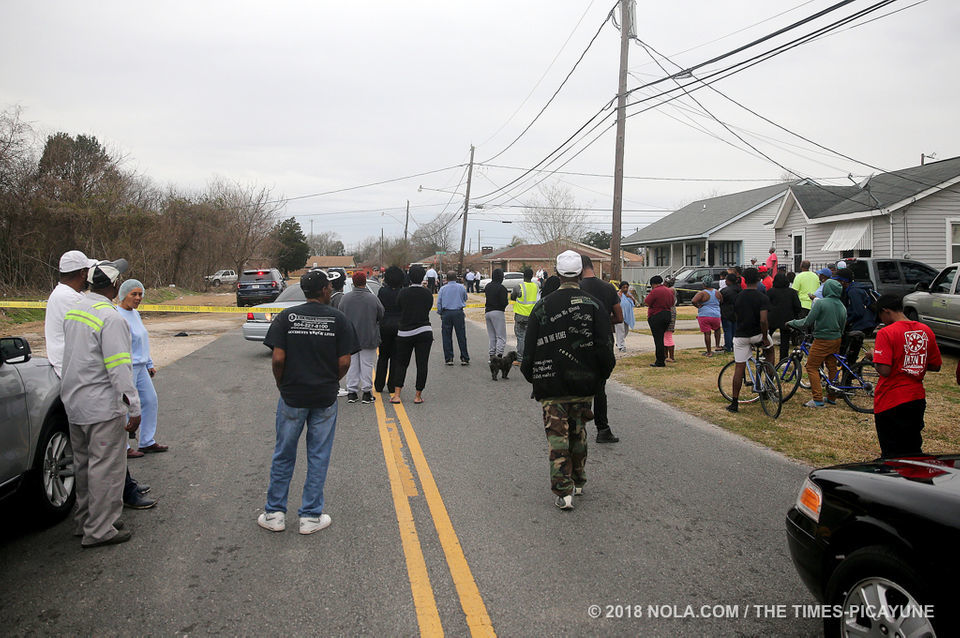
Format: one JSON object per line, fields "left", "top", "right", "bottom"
{"left": 786, "top": 279, "right": 846, "bottom": 340}
{"left": 484, "top": 269, "right": 508, "bottom": 312}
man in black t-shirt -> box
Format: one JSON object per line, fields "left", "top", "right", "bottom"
{"left": 257, "top": 270, "right": 360, "bottom": 535}
{"left": 727, "top": 268, "right": 771, "bottom": 413}
{"left": 579, "top": 255, "right": 623, "bottom": 443}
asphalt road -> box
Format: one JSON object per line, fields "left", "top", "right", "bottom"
{"left": 0, "top": 314, "right": 820, "bottom": 637}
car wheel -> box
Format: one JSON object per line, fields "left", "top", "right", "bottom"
{"left": 27, "top": 417, "right": 76, "bottom": 522}
{"left": 212, "top": 279, "right": 221, "bottom": 287}
{"left": 824, "top": 545, "right": 937, "bottom": 637}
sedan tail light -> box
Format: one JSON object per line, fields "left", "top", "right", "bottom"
{"left": 237, "top": 282, "right": 242, "bottom": 289}
{"left": 247, "top": 312, "right": 254, "bottom": 320}
{"left": 796, "top": 477, "right": 822, "bottom": 522}
{"left": 271, "top": 281, "right": 278, "bottom": 288}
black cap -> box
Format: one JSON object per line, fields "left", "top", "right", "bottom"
{"left": 300, "top": 270, "right": 329, "bottom": 295}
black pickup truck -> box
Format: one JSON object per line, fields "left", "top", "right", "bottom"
{"left": 843, "top": 258, "right": 938, "bottom": 297}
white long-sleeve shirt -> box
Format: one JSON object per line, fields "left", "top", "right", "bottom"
{"left": 44, "top": 283, "right": 84, "bottom": 377}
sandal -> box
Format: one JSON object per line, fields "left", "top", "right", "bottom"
{"left": 414, "top": 397, "right": 424, "bottom": 404}
{"left": 390, "top": 397, "right": 402, "bottom": 404}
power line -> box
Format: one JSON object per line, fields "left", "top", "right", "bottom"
{"left": 478, "top": 162, "right": 844, "bottom": 182}
{"left": 268, "top": 164, "right": 466, "bottom": 204}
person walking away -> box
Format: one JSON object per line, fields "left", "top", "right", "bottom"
{"left": 511, "top": 268, "right": 538, "bottom": 365}
{"left": 615, "top": 281, "right": 637, "bottom": 351}
{"left": 437, "top": 271, "right": 470, "bottom": 365}
{"left": 484, "top": 268, "right": 509, "bottom": 361}
{"left": 375, "top": 266, "right": 403, "bottom": 394}
{"left": 691, "top": 276, "right": 722, "bottom": 357}
{"left": 579, "top": 256, "right": 622, "bottom": 443}
{"left": 340, "top": 272, "right": 384, "bottom": 404}
{"left": 258, "top": 270, "right": 359, "bottom": 535}
{"left": 45, "top": 251, "right": 154, "bottom": 505}
{"left": 834, "top": 266, "right": 878, "bottom": 354}
{"left": 766, "top": 273, "right": 803, "bottom": 364}
{"left": 117, "top": 279, "right": 167, "bottom": 454}
{"left": 391, "top": 266, "right": 434, "bottom": 405}
{"left": 426, "top": 266, "right": 438, "bottom": 294}
{"left": 520, "top": 250, "right": 616, "bottom": 510}
{"left": 785, "top": 278, "right": 846, "bottom": 408}
{"left": 465, "top": 269, "right": 475, "bottom": 293}
{"left": 791, "top": 260, "right": 819, "bottom": 316}
{"left": 726, "top": 268, "right": 772, "bottom": 413}
{"left": 644, "top": 275, "right": 674, "bottom": 367}
{"left": 663, "top": 277, "right": 678, "bottom": 361}
{"left": 61, "top": 258, "right": 142, "bottom": 547}
{"left": 720, "top": 273, "right": 741, "bottom": 353}
{"left": 871, "top": 294, "right": 941, "bottom": 457}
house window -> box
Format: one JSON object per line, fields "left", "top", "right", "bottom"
{"left": 951, "top": 222, "right": 960, "bottom": 263}
{"left": 840, "top": 249, "right": 871, "bottom": 259}
{"left": 685, "top": 243, "right": 702, "bottom": 266}
{"left": 654, "top": 246, "right": 669, "bottom": 267}
{"left": 719, "top": 242, "right": 739, "bottom": 266}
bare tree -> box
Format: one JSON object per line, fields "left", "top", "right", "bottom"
{"left": 307, "top": 230, "right": 344, "bottom": 256}
{"left": 410, "top": 211, "right": 457, "bottom": 256}
{"left": 520, "top": 183, "right": 587, "bottom": 256}
{"left": 206, "top": 178, "right": 284, "bottom": 274}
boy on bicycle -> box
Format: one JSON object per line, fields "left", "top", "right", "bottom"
{"left": 786, "top": 279, "right": 847, "bottom": 408}
{"left": 726, "top": 268, "right": 772, "bottom": 413}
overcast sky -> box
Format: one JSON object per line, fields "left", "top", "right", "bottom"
{"left": 2, "top": 0, "right": 957, "bottom": 251}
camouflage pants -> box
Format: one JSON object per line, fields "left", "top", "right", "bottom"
{"left": 542, "top": 401, "right": 593, "bottom": 496}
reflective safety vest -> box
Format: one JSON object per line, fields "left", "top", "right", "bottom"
{"left": 513, "top": 281, "right": 539, "bottom": 317}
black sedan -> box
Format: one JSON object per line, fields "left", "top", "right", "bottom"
{"left": 786, "top": 455, "right": 960, "bottom": 636}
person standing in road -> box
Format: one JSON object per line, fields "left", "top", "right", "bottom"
{"left": 579, "top": 256, "right": 622, "bottom": 443}
{"left": 644, "top": 275, "right": 674, "bottom": 368}
{"left": 426, "top": 266, "right": 438, "bottom": 294}
{"left": 391, "top": 266, "right": 434, "bottom": 405}
{"left": 871, "top": 294, "right": 942, "bottom": 457}
{"left": 726, "top": 268, "right": 772, "bottom": 413}
{"left": 691, "top": 276, "right": 723, "bottom": 357}
{"left": 437, "top": 271, "right": 470, "bottom": 365}
{"left": 521, "top": 250, "right": 616, "bottom": 510}
{"left": 258, "top": 270, "right": 359, "bottom": 535}
{"left": 511, "top": 268, "right": 538, "bottom": 366}
{"left": 340, "top": 272, "right": 384, "bottom": 404}
{"left": 484, "top": 268, "right": 509, "bottom": 361}
{"left": 375, "top": 266, "right": 403, "bottom": 395}
{"left": 791, "top": 260, "right": 819, "bottom": 315}
{"left": 61, "top": 258, "right": 142, "bottom": 547}
{"left": 116, "top": 279, "right": 168, "bottom": 455}
{"left": 786, "top": 278, "right": 847, "bottom": 408}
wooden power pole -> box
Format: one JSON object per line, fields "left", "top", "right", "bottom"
{"left": 404, "top": 200, "right": 410, "bottom": 244}
{"left": 457, "top": 145, "right": 475, "bottom": 276}
{"left": 610, "top": 0, "right": 632, "bottom": 281}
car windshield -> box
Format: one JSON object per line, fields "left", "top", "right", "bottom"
{"left": 240, "top": 271, "right": 276, "bottom": 282}
{"left": 674, "top": 268, "right": 695, "bottom": 281}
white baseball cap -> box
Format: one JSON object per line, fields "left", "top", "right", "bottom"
{"left": 556, "top": 250, "right": 583, "bottom": 277}
{"left": 59, "top": 250, "right": 97, "bottom": 273}
{"left": 88, "top": 259, "right": 129, "bottom": 288}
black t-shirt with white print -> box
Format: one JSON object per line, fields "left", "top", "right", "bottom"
{"left": 264, "top": 301, "right": 360, "bottom": 408}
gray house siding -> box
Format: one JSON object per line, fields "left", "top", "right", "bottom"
{"left": 885, "top": 184, "right": 960, "bottom": 268}
{"left": 710, "top": 197, "right": 779, "bottom": 263}
{"left": 775, "top": 202, "right": 835, "bottom": 270}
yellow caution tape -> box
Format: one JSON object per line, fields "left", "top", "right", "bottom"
{"left": 0, "top": 301, "right": 279, "bottom": 314}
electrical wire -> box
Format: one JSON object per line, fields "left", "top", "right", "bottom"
{"left": 269, "top": 163, "right": 466, "bottom": 204}
{"left": 477, "top": 163, "right": 844, "bottom": 182}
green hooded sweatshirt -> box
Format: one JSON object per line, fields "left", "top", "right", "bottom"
{"left": 786, "top": 278, "right": 847, "bottom": 339}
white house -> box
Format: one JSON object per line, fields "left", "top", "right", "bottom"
{"left": 772, "top": 156, "right": 960, "bottom": 271}
{"left": 621, "top": 182, "right": 794, "bottom": 272}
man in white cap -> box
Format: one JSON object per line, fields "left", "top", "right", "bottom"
{"left": 61, "top": 258, "right": 143, "bottom": 547}
{"left": 520, "top": 250, "right": 616, "bottom": 510}
{"left": 45, "top": 250, "right": 97, "bottom": 377}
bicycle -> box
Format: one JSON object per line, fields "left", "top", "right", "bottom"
{"left": 717, "top": 341, "right": 782, "bottom": 418}
{"left": 774, "top": 330, "right": 878, "bottom": 413}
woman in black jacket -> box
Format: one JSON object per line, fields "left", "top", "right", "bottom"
{"left": 484, "top": 269, "right": 509, "bottom": 360}
{"left": 766, "top": 273, "right": 803, "bottom": 363}
{"left": 390, "top": 265, "right": 434, "bottom": 405}
{"left": 374, "top": 266, "right": 404, "bottom": 393}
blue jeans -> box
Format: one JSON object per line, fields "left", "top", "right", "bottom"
{"left": 440, "top": 309, "right": 469, "bottom": 362}
{"left": 722, "top": 317, "right": 736, "bottom": 352}
{"left": 266, "top": 398, "right": 338, "bottom": 517}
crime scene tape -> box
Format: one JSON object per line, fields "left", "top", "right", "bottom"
{"left": 1, "top": 301, "right": 492, "bottom": 313}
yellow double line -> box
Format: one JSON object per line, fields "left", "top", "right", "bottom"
{"left": 374, "top": 394, "right": 495, "bottom": 637}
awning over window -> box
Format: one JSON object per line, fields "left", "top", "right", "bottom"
{"left": 821, "top": 221, "right": 872, "bottom": 252}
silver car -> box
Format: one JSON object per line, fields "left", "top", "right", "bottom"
{"left": 903, "top": 262, "right": 960, "bottom": 345}
{"left": 0, "top": 337, "right": 75, "bottom": 521}
{"left": 242, "top": 279, "right": 381, "bottom": 342}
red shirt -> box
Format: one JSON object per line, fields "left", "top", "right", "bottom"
{"left": 644, "top": 285, "right": 675, "bottom": 318}
{"left": 766, "top": 253, "right": 778, "bottom": 273}
{"left": 762, "top": 275, "right": 773, "bottom": 290}
{"left": 872, "top": 321, "right": 942, "bottom": 413}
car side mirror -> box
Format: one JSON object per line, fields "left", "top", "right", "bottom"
{"left": 914, "top": 281, "right": 929, "bottom": 292}
{"left": 0, "top": 336, "right": 31, "bottom": 364}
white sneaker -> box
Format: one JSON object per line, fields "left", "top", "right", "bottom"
{"left": 555, "top": 494, "right": 574, "bottom": 510}
{"left": 299, "top": 514, "right": 332, "bottom": 535}
{"left": 257, "top": 511, "right": 285, "bottom": 532}
{"left": 337, "top": 388, "right": 348, "bottom": 397}
{"left": 574, "top": 486, "right": 583, "bottom": 496}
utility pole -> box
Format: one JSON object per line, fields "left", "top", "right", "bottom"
{"left": 609, "top": 0, "right": 632, "bottom": 281}
{"left": 457, "top": 145, "right": 475, "bottom": 276}
{"left": 404, "top": 200, "right": 410, "bottom": 244}
{"left": 380, "top": 227, "right": 384, "bottom": 271}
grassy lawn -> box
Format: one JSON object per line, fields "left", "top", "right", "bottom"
{"left": 613, "top": 347, "right": 960, "bottom": 467}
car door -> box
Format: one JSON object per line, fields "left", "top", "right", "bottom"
{"left": 0, "top": 360, "right": 30, "bottom": 488}
{"left": 874, "top": 260, "right": 902, "bottom": 295}
{"left": 901, "top": 261, "right": 938, "bottom": 292}
{"left": 921, "top": 265, "right": 959, "bottom": 342}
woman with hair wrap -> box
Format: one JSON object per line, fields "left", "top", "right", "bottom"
{"left": 374, "top": 266, "right": 404, "bottom": 393}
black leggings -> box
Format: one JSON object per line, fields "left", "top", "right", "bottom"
{"left": 769, "top": 325, "right": 793, "bottom": 363}
{"left": 647, "top": 310, "right": 670, "bottom": 365}
{"left": 392, "top": 332, "right": 433, "bottom": 391}
{"left": 375, "top": 326, "right": 398, "bottom": 392}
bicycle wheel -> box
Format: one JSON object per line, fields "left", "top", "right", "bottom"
{"left": 841, "top": 360, "right": 878, "bottom": 414}
{"left": 775, "top": 356, "right": 802, "bottom": 403}
{"left": 758, "top": 361, "right": 783, "bottom": 419}
{"left": 717, "top": 359, "right": 759, "bottom": 404}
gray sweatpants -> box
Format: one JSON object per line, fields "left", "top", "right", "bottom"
{"left": 485, "top": 310, "right": 506, "bottom": 358}
{"left": 71, "top": 415, "right": 126, "bottom": 545}
{"left": 346, "top": 347, "right": 377, "bottom": 393}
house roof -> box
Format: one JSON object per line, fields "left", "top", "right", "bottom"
{"left": 304, "top": 255, "right": 356, "bottom": 268}
{"left": 622, "top": 181, "right": 794, "bottom": 245}
{"left": 482, "top": 241, "right": 611, "bottom": 261}
{"left": 621, "top": 250, "right": 643, "bottom": 262}
{"left": 789, "top": 156, "right": 960, "bottom": 220}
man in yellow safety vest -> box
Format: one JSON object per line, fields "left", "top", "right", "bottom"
{"left": 511, "top": 268, "right": 539, "bottom": 365}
